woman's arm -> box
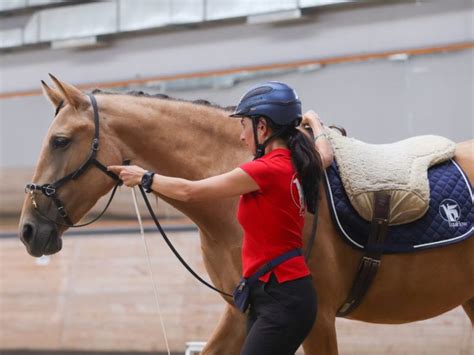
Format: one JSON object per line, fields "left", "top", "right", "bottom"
{"left": 107, "top": 165, "right": 259, "bottom": 202}
{"left": 300, "top": 110, "right": 334, "bottom": 169}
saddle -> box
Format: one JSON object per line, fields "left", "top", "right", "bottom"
{"left": 325, "top": 127, "right": 459, "bottom": 317}
{"left": 324, "top": 127, "right": 456, "bottom": 225}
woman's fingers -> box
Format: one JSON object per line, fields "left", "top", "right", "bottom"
{"left": 302, "top": 110, "right": 324, "bottom": 126}
{"left": 107, "top": 165, "right": 124, "bottom": 173}
{"left": 107, "top": 165, "right": 145, "bottom": 187}
{"left": 305, "top": 109, "right": 318, "bottom": 118}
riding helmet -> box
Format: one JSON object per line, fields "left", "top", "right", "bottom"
{"left": 230, "top": 81, "right": 302, "bottom": 126}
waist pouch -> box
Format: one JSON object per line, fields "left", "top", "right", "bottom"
{"left": 233, "top": 248, "right": 302, "bottom": 313}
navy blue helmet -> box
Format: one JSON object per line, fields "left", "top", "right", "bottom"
{"left": 230, "top": 81, "right": 302, "bottom": 126}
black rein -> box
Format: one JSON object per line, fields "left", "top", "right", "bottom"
{"left": 24, "top": 94, "right": 319, "bottom": 301}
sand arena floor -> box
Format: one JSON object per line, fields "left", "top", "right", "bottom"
{"left": 1, "top": 220, "right": 473, "bottom": 354}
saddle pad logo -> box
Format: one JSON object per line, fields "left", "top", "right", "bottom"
{"left": 439, "top": 199, "right": 467, "bottom": 227}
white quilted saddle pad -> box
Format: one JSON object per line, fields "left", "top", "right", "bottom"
{"left": 324, "top": 127, "right": 456, "bottom": 225}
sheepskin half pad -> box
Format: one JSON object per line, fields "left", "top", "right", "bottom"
{"left": 325, "top": 128, "right": 456, "bottom": 225}
{"left": 324, "top": 159, "right": 473, "bottom": 253}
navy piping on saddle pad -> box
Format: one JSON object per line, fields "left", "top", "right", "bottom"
{"left": 324, "top": 159, "right": 473, "bottom": 254}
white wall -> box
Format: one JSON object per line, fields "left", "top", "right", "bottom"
{"left": 0, "top": 0, "right": 473, "bottom": 167}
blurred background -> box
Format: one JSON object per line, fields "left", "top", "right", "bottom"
{"left": 0, "top": 0, "right": 473, "bottom": 354}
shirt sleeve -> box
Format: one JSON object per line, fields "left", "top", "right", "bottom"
{"left": 239, "top": 159, "right": 272, "bottom": 192}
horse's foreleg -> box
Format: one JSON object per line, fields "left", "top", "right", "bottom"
{"left": 302, "top": 309, "right": 338, "bottom": 355}
{"left": 201, "top": 303, "right": 246, "bottom": 355}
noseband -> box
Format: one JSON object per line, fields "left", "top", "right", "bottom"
{"left": 25, "top": 94, "right": 125, "bottom": 227}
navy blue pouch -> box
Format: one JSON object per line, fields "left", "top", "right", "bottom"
{"left": 233, "top": 277, "right": 251, "bottom": 312}
{"left": 232, "top": 248, "right": 302, "bottom": 313}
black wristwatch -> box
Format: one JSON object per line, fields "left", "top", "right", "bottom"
{"left": 141, "top": 171, "right": 155, "bottom": 193}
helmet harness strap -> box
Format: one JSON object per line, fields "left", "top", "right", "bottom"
{"left": 251, "top": 116, "right": 294, "bottom": 160}
{"left": 251, "top": 116, "right": 265, "bottom": 159}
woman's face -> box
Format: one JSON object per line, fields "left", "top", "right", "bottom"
{"left": 240, "top": 117, "right": 258, "bottom": 155}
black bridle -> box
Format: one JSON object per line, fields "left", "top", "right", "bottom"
{"left": 23, "top": 93, "right": 232, "bottom": 297}
{"left": 24, "top": 94, "right": 124, "bottom": 228}
{"left": 23, "top": 94, "right": 319, "bottom": 300}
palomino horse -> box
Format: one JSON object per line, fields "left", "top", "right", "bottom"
{"left": 19, "top": 76, "right": 474, "bottom": 354}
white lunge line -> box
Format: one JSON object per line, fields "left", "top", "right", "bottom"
{"left": 131, "top": 187, "right": 171, "bottom": 355}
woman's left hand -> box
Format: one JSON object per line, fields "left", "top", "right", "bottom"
{"left": 107, "top": 165, "right": 147, "bottom": 187}
{"left": 301, "top": 110, "right": 323, "bottom": 128}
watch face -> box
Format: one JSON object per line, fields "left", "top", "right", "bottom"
{"left": 142, "top": 174, "right": 151, "bottom": 186}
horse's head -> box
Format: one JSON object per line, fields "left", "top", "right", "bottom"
{"left": 19, "top": 75, "right": 122, "bottom": 257}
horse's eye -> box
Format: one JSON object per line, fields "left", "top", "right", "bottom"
{"left": 51, "top": 136, "right": 71, "bottom": 149}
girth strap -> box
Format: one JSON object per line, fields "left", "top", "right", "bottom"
{"left": 337, "top": 191, "right": 391, "bottom": 317}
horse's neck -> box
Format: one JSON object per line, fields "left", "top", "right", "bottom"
{"left": 100, "top": 94, "right": 248, "bottom": 235}
{"left": 102, "top": 95, "right": 245, "bottom": 176}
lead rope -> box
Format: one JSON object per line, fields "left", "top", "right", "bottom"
{"left": 131, "top": 187, "right": 171, "bottom": 355}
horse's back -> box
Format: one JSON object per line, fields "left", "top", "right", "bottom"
{"left": 455, "top": 140, "right": 474, "bottom": 179}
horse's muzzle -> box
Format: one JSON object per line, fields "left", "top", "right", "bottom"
{"left": 20, "top": 220, "right": 62, "bottom": 257}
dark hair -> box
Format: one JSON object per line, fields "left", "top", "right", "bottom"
{"left": 263, "top": 117, "right": 323, "bottom": 214}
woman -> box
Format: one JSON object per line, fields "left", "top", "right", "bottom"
{"left": 108, "top": 81, "right": 333, "bottom": 355}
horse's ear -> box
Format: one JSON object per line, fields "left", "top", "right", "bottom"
{"left": 41, "top": 80, "right": 63, "bottom": 108}
{"left": 48, "top": 73, "right": 89, "bottom": 110}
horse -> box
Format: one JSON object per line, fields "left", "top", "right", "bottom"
{"left": 18, "top": 75, "right": 474, "bottom": 354}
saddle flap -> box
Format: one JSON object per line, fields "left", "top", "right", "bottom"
{"left": 325, "top": 128, "right": 456, "bottom": 225}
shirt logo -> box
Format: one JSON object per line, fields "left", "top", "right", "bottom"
{"left": 291, "top": 174, "right": 305, "bottom": 216}
{"left": 439, "top": 199, "right": 467, "bottom": 228}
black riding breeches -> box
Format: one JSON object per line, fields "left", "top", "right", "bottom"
{"left": 241, "top": 273, "right": 317, "bottom": 355}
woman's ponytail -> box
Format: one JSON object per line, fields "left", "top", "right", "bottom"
{"left": 265, "top": 119, "right": 323, "bottom": 214}
{"left": 287, "top": 129, "right": 322, "bottom": 214}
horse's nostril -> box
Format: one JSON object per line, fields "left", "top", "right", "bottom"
{"left": 21, "top": 223, "right": 34, "bottom": 244}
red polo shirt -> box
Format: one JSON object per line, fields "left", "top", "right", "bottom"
{"left": 237, "top": 148, "right": 310, "bottom": 283}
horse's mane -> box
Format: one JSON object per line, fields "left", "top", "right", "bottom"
{"left": 91, "top": 89, "right": 236, "bottom": 112}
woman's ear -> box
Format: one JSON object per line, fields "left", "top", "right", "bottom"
{"left": 258, "top": 118, "right": 270, "bottom": 138}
